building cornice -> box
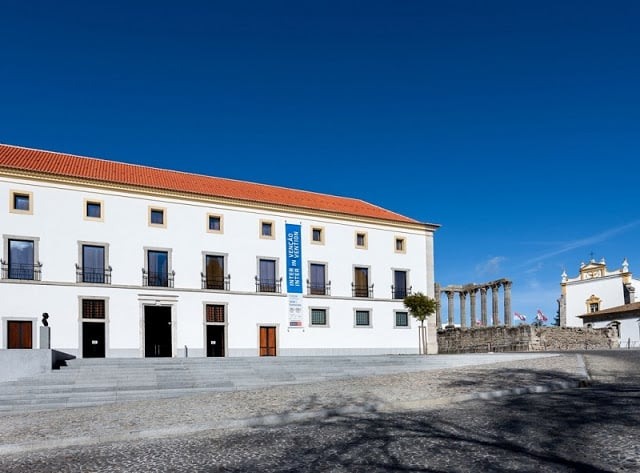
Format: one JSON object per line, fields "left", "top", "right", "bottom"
{"left": 0, "top": 168, "right": 440, "bottom": 233}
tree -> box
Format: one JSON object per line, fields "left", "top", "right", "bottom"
{"left": 403, "top": 292, "right": 437, "bottom": 355}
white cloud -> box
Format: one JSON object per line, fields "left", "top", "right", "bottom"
{"left": 475, "top": 256, "right": 506, "bottom": 276}
{"left": 523, "top": 220, "right": 640, "bottom": 266}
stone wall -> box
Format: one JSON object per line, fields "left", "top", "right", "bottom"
{"left": 437, "top": 325, "right": 618, "bottom": 354}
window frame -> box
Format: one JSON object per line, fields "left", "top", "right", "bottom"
{"left": 311, "top": 226, "right": 325, "bottom": 245}
{"left": 309, "top": 307, "right": 330, "bottom": 327}
{"left": 354, "top": 308, "right": 372, "bottom": 328}
{"left": 308, "top": 261, "right": 328, "bottom": 296}
{"left": 355, "top": 231, "right": 368, "bottom": 249}
{"left": 83, "top": 199, "right": 104, "bottom": 221}
{"left": 148, "top": 206, "right": 167, "bottom": 228}
{"left": 257, "top": 256, "right": 279, "bottom": 292}
{"left": 9, "top": 190, "right": 33, "bottom": 215}
{"left": 78, "top": 241, "right": 110, "bottom": 284}
{"left": 392, "top": 269, "right": 410, "bottom": 299}
{"left": 394, "top": 310, "right": 410, "bottom": 329}
{"left": 202, "top": 252, "right": 228, "bottom": 290}
{"left": 144, "top": 247, "right": 173, "bottom": 287}
{"left": 394, "top": 236, "right": 406, "bottom": 254}
{"left": 207, "top": 213, "right": 224, "bottom": 234}
{"left": 3, "top": 234, "right": 40, "bottom": 280}
{"left": 259, "top": 219, "right": 275, "bottom": 240}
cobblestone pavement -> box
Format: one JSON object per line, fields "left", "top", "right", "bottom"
{"left": 0, "top": 351, "right": 638, "bottom": 472}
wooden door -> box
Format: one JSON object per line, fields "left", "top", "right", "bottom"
{"left": 7, "top": 321, "right": 32, "bottom": 349}
{"left": 259, "top": 326, "right": 276, "bottom": 356}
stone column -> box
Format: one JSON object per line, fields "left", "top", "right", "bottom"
{"left": 446, "top": 291, "right": 455, "bottom": 327}
{"left": 469, "top": 288, "right": 477, "bottom": 328}
{"left": 459, "top": 291, "right": 467, "bottom": 328}
{"left": 434, "top": 283, "right": 442, "bottom": 328}
{"left": 492, "top": 283, "right": 500, "bottom": 326}
{"left": 480, "top": 287, "right": 488, "bottom": 326}
{"left": 503, "top": 281, "right": 512, "bottom": 326}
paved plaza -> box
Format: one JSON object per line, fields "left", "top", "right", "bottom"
{"left": 0, "top": 351, "right": 638, "bottom": 472}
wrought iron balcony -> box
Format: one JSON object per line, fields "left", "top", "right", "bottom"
{"left": 352, "top": 282, "right": 374, "bottom": 298}
{"left": 391, "top": 285, "right": 412, "bottom": 299}
{"left": 142, "top": 268, "right": 175, "bottom": 288}
{"left": 76, "top": 264, "right": 112, "bottom": 284}
{"left": 1, "top": 261, "right": 42, "bottom": 281}
{"left": 255, "top": 276, "right": 282, "bottom": 293}
{"left": 201, "top": 273, "right": 231, "bottom": 290}
{"left": 307, "top": 279, "right": 331, "bottom": 296}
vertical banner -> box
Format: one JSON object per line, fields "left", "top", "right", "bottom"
{"left": 286, "top": 223, "right": 304, "bottom": 328}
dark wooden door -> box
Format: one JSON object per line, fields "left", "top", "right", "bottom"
{"left": 82, "top": 322, "right": 105, "bottom": 358}
{"left": 206, "top": 325, "right": 225, "bottom": 357}
{"left": 144, "top": 306, "right": 172, "bottom": 357}
{"left": 259, "top": 326, "right": 276, "bottom": 356}
{"left": 7, "top": 321, "right": 32, "bottom": 349}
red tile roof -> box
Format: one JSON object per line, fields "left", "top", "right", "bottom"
{"left": 0, "top": 144, "right": 425, "bottom": 225}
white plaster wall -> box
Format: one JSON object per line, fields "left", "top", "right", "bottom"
{"left": 0, "top": 176, "right": 433, "bottom": 356}
{"left": 564, "top": 276, "right": 626, "bottom": 327}
{"left": 589, "top": 318, "right": 640, "bottom": 347}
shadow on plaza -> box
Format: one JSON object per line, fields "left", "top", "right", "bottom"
{"left": 212, "top": 372, "right": 639, "bottom": 473}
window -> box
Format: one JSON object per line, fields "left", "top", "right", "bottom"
{"left": 207, "top": 214, "right": 223, "bottom": 233}
{"left": 84, "top": 199, "right": 103, "bottom": 220}
{"left": 81, "top": 244, "right": 107, "bottom": 283}
{"left": 10, "top": 191, "right": 33, "bottom": 214}
{"left": 5, "top": 239, "right": 38, "bottom": 280}
{"left": 355, "top": 310, "right": 371, "bottom": 327}
{"left": 149, "top": 207, "right": 166, "bottom": 227}
{"left": 204, "top": 254, "right": 227, "bottom": 290}
{"left": 257, "top": 258, "right": 279, "bottom": 292}
{"left": 353, "top": 266, "right": 370, "bottom": 297}
{"left": 395, "top": 237, "right": 406, "bottom": 253}
{"left": 260, "top": 220, "right": 274, "bottom": 239}
{"left": 395, "top": 311, "right": 409, "bottom": 328}
{"left": 82, "top": 299, "right": 106, "bottom": 319}
{"left": 146, "top": 250, "right": 170, "bottom": 287}
{"left": 310, "top": 308, "right": 328, "bottom": 326}
{"left": 205, "top": 304, "right": 225, "bottom": 323}
{"left": 393, "top": 270, "right": 408, "bottom": 299}
{"left": 311, "top": 227, "right": 324, "bottom": 244}
{"left": 355, "top": 231, "right": 367, "bottom": 249}
{"left": 589, "top": 303, "right": 599, "bottom": 313}
{"left": 309, "top": 263, "right": 328, "bottom": 295}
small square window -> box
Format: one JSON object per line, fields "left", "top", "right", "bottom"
{"left": 311, "top": 308, "right": 327, "bottom": 326}
{"left": 208, "top": 215, "right": 222, "bottom": 232}
{"left": 86, "top": 202, "right": 102, "bottom": 219}
{"left": 14, "top": 194, "right": 30, "bottom": 211}
{"left": 10, "top": 191, "right": 33, "bottom": 214}
{"left": 355, "top": 310, "right": 371, "bottom": 327}
{"left": 260, "top": 220, "right": 275, "bottom": 239}
{"left": 395, "top": 238, "right": 406, "bottom": 253}
{"left": 355, "top": 232, "right": 367, "bottom": 249}
{"left": 395, "top": 311, "right": 409, "bottom": 327}
{"left": 312, "top": 227, "right": 323, "bottom": 243}
{"left": 149, "top": 207, "right": 166, "bottom": 227}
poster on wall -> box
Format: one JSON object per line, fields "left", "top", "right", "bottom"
{"left": 285, "top": 223, "right": 304, "bottom": 328}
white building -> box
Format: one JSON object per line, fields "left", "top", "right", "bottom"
{"left": 0, "top": 143, "right": 439, "bottom": 358}
{"left": 559, "top": 257, "right": 640, "bottom": 347}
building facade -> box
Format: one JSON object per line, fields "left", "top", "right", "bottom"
{"left": 559, "top": 257, "right": 640, "bottom": 347}
{"left": 0, "top": 144, "right": 439, "bottom": 357}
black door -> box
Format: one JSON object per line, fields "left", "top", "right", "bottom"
{"left": 145, "top": 306, "right": 172, "bottom": 357}
{"left": 82, "top": 322, "right": 105, "bottom": 358}
{"left": 206, "top": 325, "right": 225, "bottom": 357}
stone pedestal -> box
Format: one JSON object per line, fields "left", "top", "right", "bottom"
{"left": 40, "top": 326, "right": 50, "bottom": 349}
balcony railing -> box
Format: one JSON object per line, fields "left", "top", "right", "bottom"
{"left": 142, "top": 268, "right": 175, "bottom": 288}
{"left": 1, "top": 261, "right": 42, "bottom": 281}
{"left": 201, "top": 273, "right": 231, "bottom": 290}
{"left": 391, "top": 285, "right": 412, "bottom": 299}
{"left": 255, "top": 276, "right": 282, "bottom": 293}
{"left": 76, "top": 264, "right": 112, "bottom": 284}
{"left": 307, "top": 279, "right": 331, "bottom": 296}
{"left": 352, "top": 282, "right": 374, "bottom": 298}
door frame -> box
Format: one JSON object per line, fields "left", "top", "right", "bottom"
{"left": 139, "top": 296, "right": 178, "bottom": 358}
{"left": 78, "top": 296, "right": 110, "bottom": 358}
{"left": 2, "top": 316, "right": 37, "bottom": 349}
{"left": 257, "top": 323, "right": 279, "bottom": 356}
{"left": 203, "top": 301, "right": 228, "bottom": 357}
{"left": 81, "top": 321, "right": 106, "bottom": 358}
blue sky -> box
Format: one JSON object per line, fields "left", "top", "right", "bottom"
{"left": 1, "top": 1, "right": 639, "bottom": 325}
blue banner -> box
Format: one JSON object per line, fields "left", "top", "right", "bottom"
{"left": 285, "top": 223, "right": 302, "bottom": 293}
